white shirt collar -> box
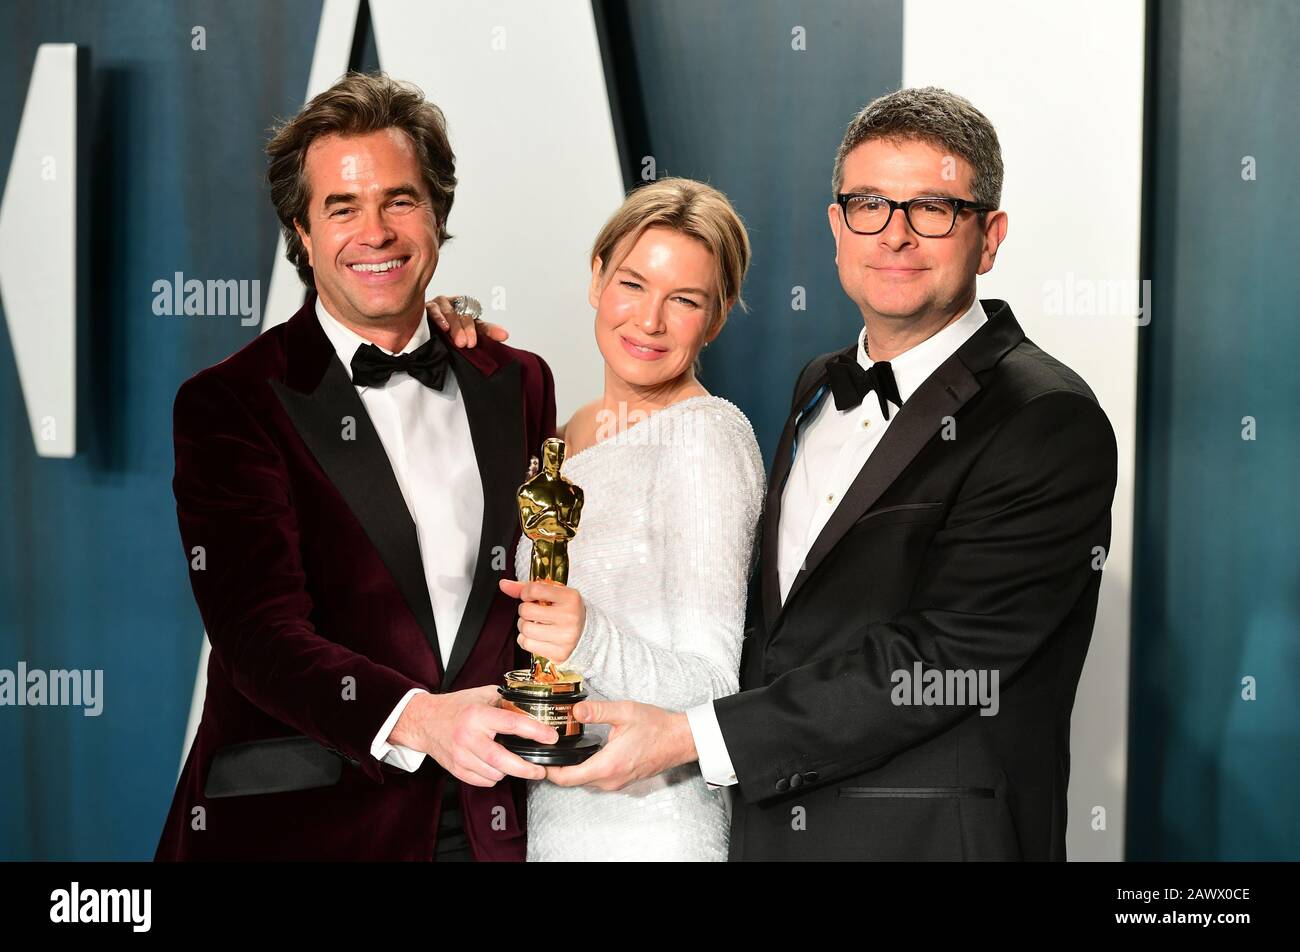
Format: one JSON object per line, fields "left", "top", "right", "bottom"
{"left": 854, "top": 297, "right": 988, "bottom": 404}
{"left": 315, "top": 296, "right": 432, "bottom": 383}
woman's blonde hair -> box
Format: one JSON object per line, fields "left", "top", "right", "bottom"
{"left": 590, "top": 177, "right": 751, "bottom": 334}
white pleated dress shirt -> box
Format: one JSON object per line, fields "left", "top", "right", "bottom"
{"left": 315, "top": 298, "right": 483, "bottom": 773}
{"left": 685, "top": 299, "right": 988, "bottom": 786}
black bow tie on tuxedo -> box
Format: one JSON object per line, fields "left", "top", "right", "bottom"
{"left": 825, "top": 353, "right": 903, "bottom": 418}
{"left": 350, "top": 336, "right": 450, "bottom": 390}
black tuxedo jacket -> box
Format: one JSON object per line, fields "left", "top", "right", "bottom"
{"left": 716, "top": 299, "right": 1118, "bottom": 861}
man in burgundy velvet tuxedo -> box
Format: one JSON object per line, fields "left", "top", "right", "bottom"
{"left": 155, "top": 72, "right": 559, "bottom": 861}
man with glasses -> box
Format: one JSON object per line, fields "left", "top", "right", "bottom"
{"left": 441, "top": 87, "right": 1112, "bottom": 863}
{"left": 543, "top": 86, "right": 1118, "bottom": 862}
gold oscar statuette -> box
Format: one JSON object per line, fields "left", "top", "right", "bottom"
{"left": 497, "top": 437, "right": 601, "bottom": 765}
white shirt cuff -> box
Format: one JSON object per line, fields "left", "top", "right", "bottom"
{"left": 686, "top": 700, "right": 738, "bottom": 788}
{"left": 370, "top": 687, "right": 428, "bottom": 773}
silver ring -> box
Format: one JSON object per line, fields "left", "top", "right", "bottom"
{"left": 450, "top": 295, "right": 483, "bottom": 321}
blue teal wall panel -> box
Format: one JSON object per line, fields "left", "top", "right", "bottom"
{"left": 1129, "top": 0, "right": 1300, "bottom": 860}
{"left": 603, "top": 0, "right": 905, "bottom": 462}
{"left": 0, "top": 0, "right": 321, "bottom": 860}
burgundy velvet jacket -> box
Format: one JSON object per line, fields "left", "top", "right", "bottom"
{"left": 155, "top": 292, "right": 555, "bottom": 861}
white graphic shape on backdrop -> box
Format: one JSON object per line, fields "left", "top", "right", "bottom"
{"left": 0, "top": 44, "right": 80, "bottom": 458}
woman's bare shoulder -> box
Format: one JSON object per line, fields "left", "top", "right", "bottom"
{"left": 559, "top": 398, "right": 604, "bottom": 453}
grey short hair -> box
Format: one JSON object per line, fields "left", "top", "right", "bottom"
{"left": 831, "top": 86, "right": 1003, "bottom": 209}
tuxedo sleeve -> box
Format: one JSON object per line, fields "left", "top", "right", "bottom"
{"left": 172, "top": 372, "right": 424, "bottom": 784}
{"left": 712, "top": 389, "right": 1118, "bottom": 806}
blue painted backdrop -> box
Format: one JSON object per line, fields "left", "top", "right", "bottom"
{"left": 1127, "top": 0, "right": 1300, "bottom": 860}
{"left": 0, "top": 0, "right": 321, "bottom": 859}
{"left": 609, "top": 0, "right": 905, "bottom": 462}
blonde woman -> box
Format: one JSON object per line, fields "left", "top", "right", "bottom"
{"left": 433, "top": 178, "right": 763, "bottom": 860}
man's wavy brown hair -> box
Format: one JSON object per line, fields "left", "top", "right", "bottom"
{"left": 266, "top": 71, "right": 456, "bottom": 288}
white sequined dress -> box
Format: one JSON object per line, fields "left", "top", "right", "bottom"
{"left": 517, "top": 396, "right": 764, "bottom": 862}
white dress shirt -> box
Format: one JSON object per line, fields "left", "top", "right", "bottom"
{"left": 314, "top": 299, "right": 484, "bottom": 773}
{"left": 686, "top": 299, "right": 989, "bottom": 786}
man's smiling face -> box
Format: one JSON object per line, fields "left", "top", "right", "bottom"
{"left": 294, "top": 128, "right": 439, "bottom": 329}
{"left": 828, "top": 137, "right": 1001, "bottom": 324}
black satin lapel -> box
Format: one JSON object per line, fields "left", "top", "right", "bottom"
{"left": 779, "top": 358, "right": 982, "bottom": 617}
{"left": 441, "top": 353, "right": 525, "bottom": 690}
{"left": 761, "top": 378, "right": 832, "bottom": 635}
{"left": 759, "top": 421, "right": 795, "bottom": 636}
{"left": 271, "top": 357, "right": 442, "bottom": 666}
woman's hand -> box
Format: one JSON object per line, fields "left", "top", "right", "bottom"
{"left": 425, "top": 296, "right": 510, "bottom": 348}
{"left": 498, "top": 578, "right": 585, "bottom": 666}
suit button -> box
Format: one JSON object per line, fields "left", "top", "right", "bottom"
{"left": 790, "top": 773, "right": 804, "bottom": 789}
{"left": 775, "top": 778, "right": 790, "bottom": 792}
{"left": 804, "top": 771, "right": 819, "bottom": 782}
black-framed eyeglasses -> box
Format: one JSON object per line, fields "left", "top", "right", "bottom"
{"left": 836, "top": 193, "right": 995, "bottom": 238}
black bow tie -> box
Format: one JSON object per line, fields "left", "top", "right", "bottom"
{"left": 350, "top": 336, "right": 450, "bottom": 390}
{"left": 825, "top": 354, "right": 903, "bottom": 418}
